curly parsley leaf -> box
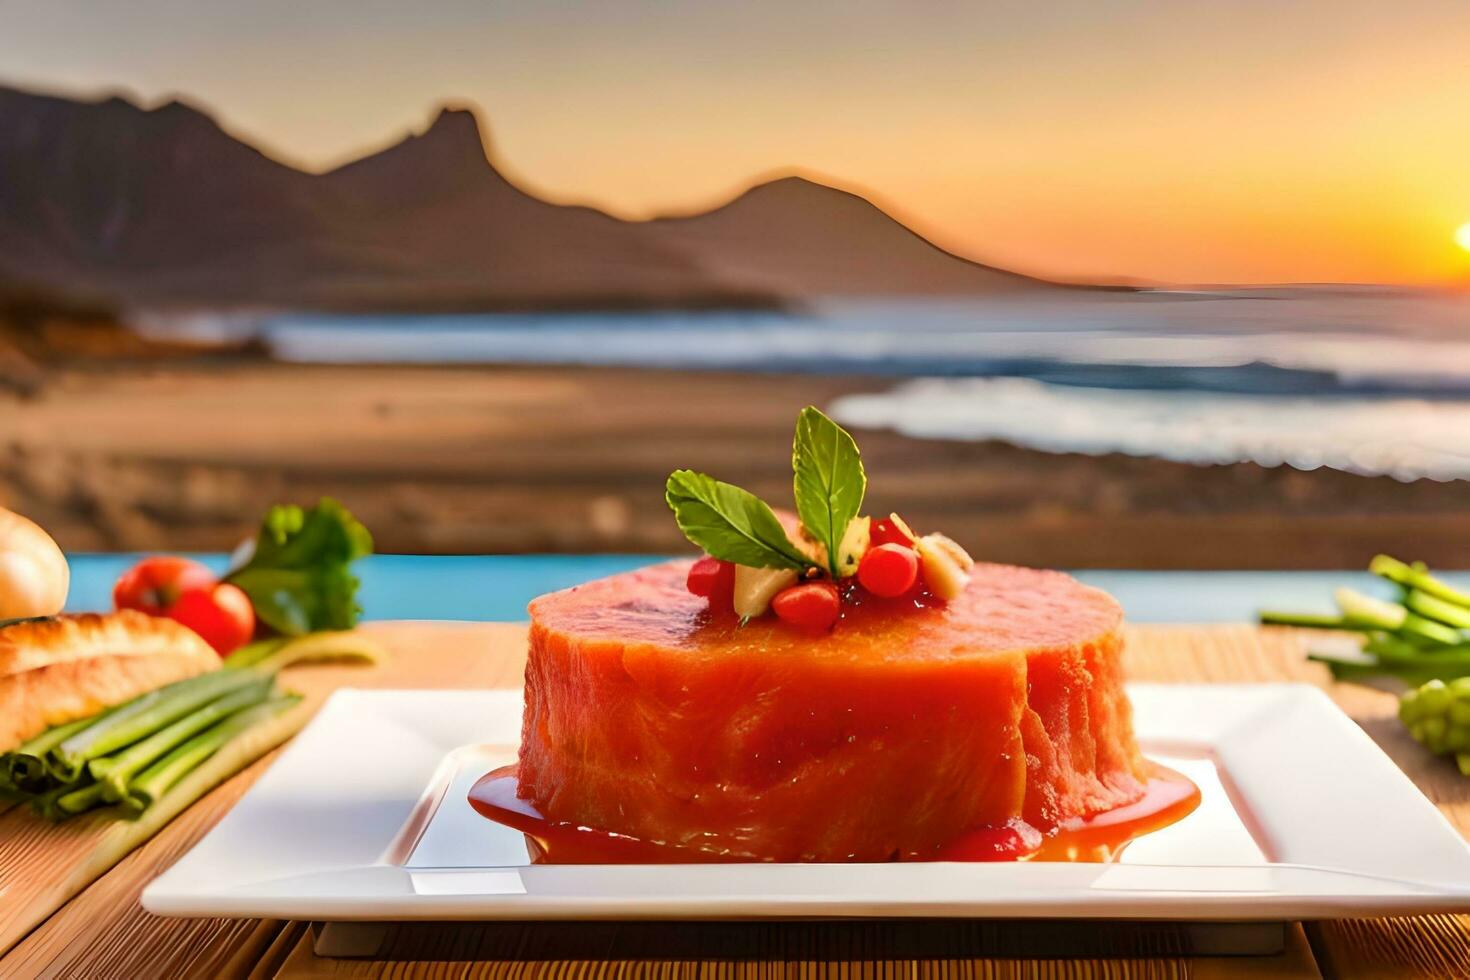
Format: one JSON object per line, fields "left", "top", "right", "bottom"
{"left": 225, "top": 498, "right": 373, "bottom": 635}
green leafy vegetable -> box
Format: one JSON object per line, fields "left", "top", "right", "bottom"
{"left": 792, "top": 406, "right": 866, "bottom": 578}
{"left": 225, "top": 498, "right": 372, "bottom": 635}
{"left": 665, "top": 470, "right": 812, "bottom": 571}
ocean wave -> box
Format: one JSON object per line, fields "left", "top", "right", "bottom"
{"left": 137, "top": 294, "right": 1470, "bottom": 480}
{"left": 829, "top": 377, "right": 1470, "bottom": 482}
{"left": 236, "top": 293, "right": 1470, "bottom": 395}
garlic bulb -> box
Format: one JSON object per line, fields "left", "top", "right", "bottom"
{"left": 0, "top": 507, "right": 69, "bottom": 618}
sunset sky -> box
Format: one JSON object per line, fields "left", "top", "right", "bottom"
{"left": 5, "top": 1, "right": 1470, "bottom": 286}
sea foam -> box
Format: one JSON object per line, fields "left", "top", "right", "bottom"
{"left": 831, "top": 377, "right": 1470, "bottom": 481}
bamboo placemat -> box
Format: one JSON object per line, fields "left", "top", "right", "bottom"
{"left": 1, "top": 621, "right": 1466, "bottom": 979}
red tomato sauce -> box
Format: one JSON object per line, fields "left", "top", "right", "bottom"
{"left": 468, "top": 761, "right": 1199, "bottom": 864}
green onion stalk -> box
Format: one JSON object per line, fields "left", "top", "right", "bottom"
{"left": 4, "top": 714, "right": 105, "bottom": 791}
{"left": 48, "top": 669, "right": 265, "bottom": 782}
{"left": 221, "top": 638, "right": 289, "bottom": 670}
{"left": 54, "top": 781, "right": 111, "bottom": 819}
{"left": 30, "top": 777, "right": 92, "bottom": 821}
{"left": 90, "top": 677, "right": 274, "bottom": 802}
{"left": 1264, "top": 556, "right": 1470, "bottom": 687}
{"left": 122, "top": 694, "right": 301, "bottom": 813}
{"left": 4, "top": 619, "right": 378, "bottom": 819}
{"left": 1263, "top": 556, "right": 1470, "bottom": 776}
{"left": 17, "top": 679, "right": 297, "bottom": 822}
{"left": 1372, "top": 555, "right": 1470, "bottom": 607}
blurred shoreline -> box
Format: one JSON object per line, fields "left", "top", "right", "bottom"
{"left": 135, "top": 291, "right": 1470, "bottom": 483}
{"left": 6, "top": 353, "right": 1470, "bottom": 568}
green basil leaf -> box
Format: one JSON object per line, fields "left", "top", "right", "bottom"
{"left": 791, "top": 406, "right": 866, "bottom": 577}
{"left": 665, "top": 470, "right": 811, "bottom": 570}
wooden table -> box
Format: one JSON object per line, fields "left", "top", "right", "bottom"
{"left": 3, "top": 621, "right": 1468, "bottom": 979}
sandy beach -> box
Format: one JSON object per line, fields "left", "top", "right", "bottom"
{"left": 2, "top": 358, "right": 1467, "bottom": 569}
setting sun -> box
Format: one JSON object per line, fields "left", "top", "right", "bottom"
{"left": 1457, "top": 223, "right": 1470, "bottom": 254}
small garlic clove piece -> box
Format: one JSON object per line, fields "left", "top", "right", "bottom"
{"left": 733, "top": 564, "right": 800, "bottom": 618}
{"left": 887, "top": 513, "right": 918, "bottom": 545}
{"left": 916, "top": 533, "right": 972, "bottom": 600}
{"left": 834, "top": 515, "right": 871, "bottom": 578}
{"left": 922, "top": 532, "right": 974, "bottom": 571}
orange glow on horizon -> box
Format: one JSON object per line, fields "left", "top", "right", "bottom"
{"left": 7, "top": 2, "right": 1470, "bottom": 287}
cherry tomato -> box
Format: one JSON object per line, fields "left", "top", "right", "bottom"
{"left": 167, "top": 583, "right": 256, "bottom": 656}
{"left": 686, "top": 556, "right": 736, "bottom": 606}
{"left": 112, "top": 556, "right": 217, "bottom": 615}
{"left": 870, "top": 513, "right": 917, "bottom": 548}
{"left": 113, "top": 555, "right": 256, "bottom": 655}
{"left": 857, "top": 543, "right": 919, "bottom": 598}
{"left": 771, "top": 581, "right": 841, "bottom": 633}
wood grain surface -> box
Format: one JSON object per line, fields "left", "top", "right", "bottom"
{"left": 0, "top": 621, "right": 1466, "bottom": 979}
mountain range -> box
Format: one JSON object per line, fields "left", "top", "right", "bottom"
{"left": 0, "top": 83, "right": 1058, "bottom": 312}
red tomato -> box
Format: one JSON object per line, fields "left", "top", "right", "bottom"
{"left": 167, "top": 583, "right": 256, "bottom": 656}
{"left": 870, "top": 513, "right": 917, "bottom": 549}
{"left": 857, "top": 543, "right": 920, "bottom": 598}
{"left": 686, "top": 556, "right": 736, "bottom": 607}
{"left": 112, "top": 556, "right": 217, "bottom": 615}
{"left": 771, "top": 581, "right": 841, "bottom": 633}
{"left": 114, "top": 556, "right": 255, "bottom": 655}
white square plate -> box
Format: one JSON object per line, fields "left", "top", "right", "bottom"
{"left": 144, "top": 685, "right": 1470, "bottom": 921}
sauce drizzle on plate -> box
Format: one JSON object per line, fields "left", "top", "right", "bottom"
{"left": 468, "top": 762, "right": 1199, "bottom": 864}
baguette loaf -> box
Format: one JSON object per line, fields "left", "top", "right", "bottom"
{"left": 0, "top": 611, "right": 218, "bottom": 752}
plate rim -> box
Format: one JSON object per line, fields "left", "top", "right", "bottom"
{"left": 143, "top": 683, "right": 1470, "bottom": 921}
